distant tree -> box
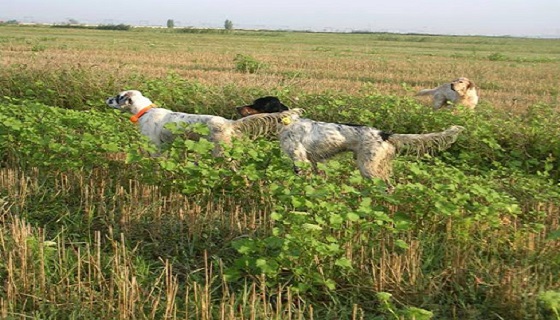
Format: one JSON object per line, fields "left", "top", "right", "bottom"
{"left": 224, "top": 19, "right": 233, "bottom": 31}
{"left": 5, "top": 20, "right": 19, "bottom": 25}
{"left": 96, "top": 24, "right": 132, "bottom": 31}
{"left": 167, "top": 19, "right": 175, "bottom": 29}
{"left": 67, "top": 18, "right": 79, "bottom": 25}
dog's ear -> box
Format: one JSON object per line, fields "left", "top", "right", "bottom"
{"left": 264, "top": 97, "right": 289, "bottom": 112}
{"left": 118, "top": 91, "right": 133, "bottom": 105}
{"left": 467, "top": 80, "right": 476, "bottom": 90}
{"left": 265, "top": 99, "right": 289, "bottom": 112}
{"left": 250, "top": 96, "right": 289, "bottom": 113}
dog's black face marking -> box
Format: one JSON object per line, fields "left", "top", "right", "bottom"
{"left": 116, "top": 94, "right": 131, "bottom": 105}
{"left": 237, "top": 96, "right": 289, "bottom": 117}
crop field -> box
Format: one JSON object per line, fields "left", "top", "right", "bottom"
{"left": 1, "top": 25, "right": 560, "bottom": 319}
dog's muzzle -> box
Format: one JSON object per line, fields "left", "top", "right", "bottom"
{"left": 236, "top": 105, "right": 259, "bottom": 117}
{"left": 106, "top": 97, "right": 121, "bottom": 109}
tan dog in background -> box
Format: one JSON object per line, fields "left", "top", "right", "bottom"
{"left": 416, "top": 77, "right": 479, "bottom": 110}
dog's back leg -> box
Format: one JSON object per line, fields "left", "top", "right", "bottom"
{"left": 356, "top": 141, "right": 396, "bottom": 188}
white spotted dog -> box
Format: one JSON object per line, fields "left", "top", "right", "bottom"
{"left": 237, "top": 96, "right": 464, "bottom": 184}
{"left": 106, "top": 90, "right": 304, "bottom": 157}
{"left": 416, "top": 77, "right": 479, "bottom": 110}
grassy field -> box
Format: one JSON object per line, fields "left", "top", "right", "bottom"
{"left": 1, "top": 24, "right": 559, "bottom": 112}
{"left": 1, "top": 25, "right": 560, "bottom": 319}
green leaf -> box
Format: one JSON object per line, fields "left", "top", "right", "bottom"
{"left": 160, "top": 160, "right": 177, "bottom": 171}
{"left": 291, "top": 196, "right": 305, "bottom": 207}
{"left": 256, "top": 258, "right": 279, "bottom": 275}
{"left": 232, "top": 239, "right": 254, "bottom": 254}
{"left": 264, "top": 236, "right": 283, "bottom": 249}
{"left": 376, "top": 292, "right": 392, "bottom": 302}
{"left": 346, "top": 212, "right": 360, "bottom": 222}
{"left": 302, "top": 223, "right": 322, "bottom": 231}
{"left": 358, "top": 197, "right": 374, "bottom": 214}
{"left": 324, "top": 279, "right": 336, "bottom": 290}
{"left": 547, "top": 229, "right": 560, "bottom": 240}
{"left": 326, "top": 243, "right": 340, "bottom": 253}
{"left": 102, "top": 142, "right": 120, "bottom": 152}
{"left": 329, "top": 214, "right": 343, "bottom": 225}
{"left": 335, "top": 257, "right": 352, "bottom": 269}
{"left": 270, "top": 212, "right": 283, "bottom": 221}
{"left": 395, "top": 239, "right": 410, "bottom": 250}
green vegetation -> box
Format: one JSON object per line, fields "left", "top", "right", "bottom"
{"left": 234, "top": 54, "right": 267, "bottom": 74}
{"left": 0, "top": 25, "right": 559, "bottom": 319}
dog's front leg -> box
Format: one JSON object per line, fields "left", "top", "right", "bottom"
{"left": 282, "top": 141, "right": 312, "bottom": 176}
{"left": 432, "top": 94, "right": 447, "bottom": 110}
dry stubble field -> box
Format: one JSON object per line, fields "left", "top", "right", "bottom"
{"left": 1, "top": 25, "right": 560, "bottom": 320}
{"left": 1, "top": 25, "right": 559, "bottom": 112}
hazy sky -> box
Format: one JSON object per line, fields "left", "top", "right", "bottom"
{"left": 2, "top": 0, "right": 560, "bottom": 37}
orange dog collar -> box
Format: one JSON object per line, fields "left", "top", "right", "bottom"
{"left": 130, "top": 104, "right": 155, "bottom": 123}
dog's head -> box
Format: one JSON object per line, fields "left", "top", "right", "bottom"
{"left": 451, "top": 77, "right": 476, "bottom": 96}
{"left": 106, "top": 90, "right": 147, "bottom": 112}
{"left": 236, "top": 96, "right": 289, "bottom": 117}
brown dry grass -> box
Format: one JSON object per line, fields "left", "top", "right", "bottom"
{"left": 2, "top": 161, "right": 558, "bottom": 318}
{"left": 1, "top": 25, "right": 559, "bottom": 112}
{"left": 0, "top": 166, "right": 318, "bottom": 319}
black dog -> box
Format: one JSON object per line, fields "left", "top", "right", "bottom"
{"left": 236, "top": 96, "right": 289, "bottom": 117}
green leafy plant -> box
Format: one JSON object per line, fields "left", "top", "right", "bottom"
{"left": 488, "top": 52, "right": 508, "bottom": 61}
{"left": 538, "top": 290, "right": 560, "bottom": 320}
{"left": 234, "top": 54, "right": 267, "bottom": 74}
{"left": 376, "top": 292, "right": 433, "bottom": 319}
{"left": 0, "top": 99, "right": 132, "bottom": 171}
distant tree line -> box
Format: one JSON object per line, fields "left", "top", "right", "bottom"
{"left": 52, "top": 24, "right": 132, "bottom": 31}
{"left": 0, "top": 20, "right": 20, "bottom": 25}
{"left": 3, "top": 17, "right": 233, "bottom": 32}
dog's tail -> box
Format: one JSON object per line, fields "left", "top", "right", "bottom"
{"left": 232, "top": 108, "right": 305, "bottom": 139}
{"left": 415, "top": 88, "right": 438, "bottom": 96}
{"left": 387, "top": 125, "right": 464, "bottom": 156}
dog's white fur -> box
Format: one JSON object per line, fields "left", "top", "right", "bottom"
{"left": 259, "top": 112, "right": 464, "bottom": 183}
{"left": 416, "top": 77, "right": 479, "bottom": 110}
{"left": 106, "top": 90, "right": 303, "bottom": 156}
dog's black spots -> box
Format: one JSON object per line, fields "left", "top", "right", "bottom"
{"left": 380, "top": 132, "right": 393, "bottom": 141}
{"left": 338, "top": 122, "right": 365, "bottom": 128}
